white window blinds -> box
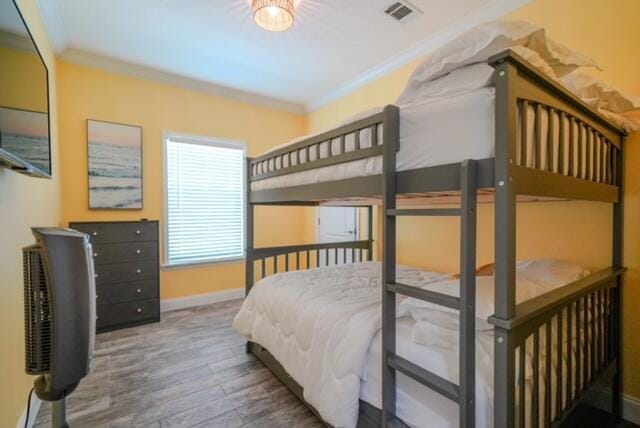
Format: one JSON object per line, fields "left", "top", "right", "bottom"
{"left": 165, "top": 136, "right": 245, "bottom": 266}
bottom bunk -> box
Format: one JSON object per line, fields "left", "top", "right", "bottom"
{"left": 233, "top": 258, "right": 621, "bottom": 428}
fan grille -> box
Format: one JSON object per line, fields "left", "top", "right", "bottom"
{"left": 24, "top": 248, "right": 51, "bottom": 374}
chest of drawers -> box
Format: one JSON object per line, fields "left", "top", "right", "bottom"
{"left": 69, "top": 220, "right": 160, "bottom": 333}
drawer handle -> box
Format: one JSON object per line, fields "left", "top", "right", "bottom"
{"left": 136, "top": 249, "right": 141, "bottom": 255}
{"left": 136, "top": 288, "right": 142, "bottom": 293}
{"left": 94, "top": 252, "right": 98, "bottom": 257}
{"left": 136, "top": 269, "right": 142, "bottom": 274}
{"left": 92, "top": 232, "right": 98, "bottom": 237}
{"left": 137, "top": 308, "right": 142, "bottom": 313}
{"left": 136, "top": 230, "right": 141, "bottom": 235}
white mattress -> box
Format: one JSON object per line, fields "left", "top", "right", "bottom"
{"left": 251, "top": 87, "right": 496, "bottom": 192}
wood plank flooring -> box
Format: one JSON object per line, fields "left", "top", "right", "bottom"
{"left": 34, "top": 299, "right": 323, "bottom": 428}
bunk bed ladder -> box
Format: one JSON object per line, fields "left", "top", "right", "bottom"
{"left": 381, "top": 104, "right": 478, "bottom": 428}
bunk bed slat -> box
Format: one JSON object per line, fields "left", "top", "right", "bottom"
{"left": 568, "top": 116, "right": 575, "bottom": 178}
{"left": 387, "top": 354, "right": 460, "bottom": 403}
{"left": 556, "top": 311, "right": 563, "bottom": 419}
{"left": 532, "top": 331, "right": 540, "bottom": 428}
{"left": 583, "top": 295, "right": 589, "bottom": 389}
{"left": 520, "top": 100, "right": 528, "bottom": 167}
{"left": 387, "top": 208, "right": 461, "bottom": 216}
{"left": 387, "top": 282, "right": 460, "bottom": 310}
{"left": 558, "top": 112, "right": 565, "bottom": 175}
{"left": 535, "top": 103, "right": 543, "bottom": 170}
{"left": 547, "top": 107, "right": 555, "bottom": 173}
{"left": 544, "top": 322, "right": 552, "bottom": 426}
{"left": 518, "top": 344, "right": 526, "bottom": 428}
{"left": 567, "top": 301, "right": 573, "bottom": 406}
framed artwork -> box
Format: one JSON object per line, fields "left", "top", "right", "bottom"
{"left": 87, "top": 119, "right": 143, "bottom": 209}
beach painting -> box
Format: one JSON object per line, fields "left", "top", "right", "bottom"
{"left": 88, "top": 119, "right": 142, "bottom": 209}
{"left": 0, "top": 107, "right": 50, "bottom": 173}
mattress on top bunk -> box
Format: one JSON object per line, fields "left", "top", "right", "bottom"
{"left": 232, "top": 260, "right": 589, "bottom": 427}
{"left": 250, "top": 65, "right": 620, "bottom": 193}
{"left": 251, "top": 85, "right": 496, "bottom": 192}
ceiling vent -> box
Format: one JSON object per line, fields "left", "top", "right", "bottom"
{"left": 383, "top": 1, "right": 422, "bottom": 23}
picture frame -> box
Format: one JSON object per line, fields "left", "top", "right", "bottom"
{"left": 87, "top": 119, "right": 143, "bottom": 210}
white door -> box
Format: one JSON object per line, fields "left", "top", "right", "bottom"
{"left": 317, "top": 207, "right": 358, "bottom": 266}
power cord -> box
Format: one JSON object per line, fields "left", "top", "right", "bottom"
{"left": 24, "top": 388, "right": 34, "bottom": 428}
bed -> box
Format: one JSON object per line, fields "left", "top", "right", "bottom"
{"left": 239, "top": 20, "right": 629, "bottom": 428}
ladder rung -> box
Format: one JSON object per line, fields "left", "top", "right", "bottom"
{"left": 387, "top": 208, "right": 461, "bottom": 217}
{"left": 387, "top": 282, "right": 460, "bottom": 310}
{"left": 387, "top": 353, "right": 460, "bottom": 403}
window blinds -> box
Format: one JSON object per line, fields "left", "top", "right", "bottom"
{"left": 166, "top": 137, "right": 245, "bottom": 266}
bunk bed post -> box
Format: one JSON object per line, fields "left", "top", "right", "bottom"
{"left": 245, "top": 157, "right": 254, "bottom": 296}
{"left": 381, "top": 104, "right": 400, "bottom": 426}
{"left": 492, "top": 58, "right": 518, "bottom": 428}
{"left": 612, "top": 139, "right": 625, "bottom": 421}
{"left": 460, "top": 159, "right": 478, "bottom": 427}
{"left": 367, "top": 205, "right": 374, "bottom": 261}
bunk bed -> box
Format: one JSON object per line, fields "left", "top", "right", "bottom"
{"left": 236, "top": 48, "right": 626, "bottom": 428}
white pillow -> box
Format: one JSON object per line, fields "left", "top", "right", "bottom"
{"left": 397, "top": 46, "right": 559, "bottom": 106}
{"left": 397, "top": 62, "right": 494, "bottom": 105}
{"left": 406, "top": 20, "right": 597, "bottom": 86}
{"left": 516, "top": 259, "right": 589, "bottom": 287}
{"left": 560, "top": 72, "right": 640, "bottom": 113}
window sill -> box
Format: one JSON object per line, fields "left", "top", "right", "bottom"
{"left": 162, "top": 256, "right": 245, "bottom": 270}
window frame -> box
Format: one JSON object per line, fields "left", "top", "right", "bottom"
{"left": 162, "top": 131, "right": 247, "bottom": 269}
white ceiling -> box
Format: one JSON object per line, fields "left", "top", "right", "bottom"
{"left": 36, "top": 0, "right": 527, "bottom": 112}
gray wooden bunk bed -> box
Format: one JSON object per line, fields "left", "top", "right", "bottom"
{"left": 243, "top": 49, "right": 626, "bottom": 428}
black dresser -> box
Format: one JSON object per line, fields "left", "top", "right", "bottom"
{"left": 69, "top": 220, "right": 160, "bottom": 333}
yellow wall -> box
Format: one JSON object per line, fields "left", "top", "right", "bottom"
{"left": 306, "top": 0, "right": 640, "bottom": 399}
{"left": 0, "top": 0, "right": 59, "bottom": 425}
{"left": 57, "top": 60, "right": 308, "bottom": 300}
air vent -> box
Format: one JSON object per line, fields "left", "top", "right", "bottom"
{"left": 383, "top": 1, "right": 422, "bottom": 23}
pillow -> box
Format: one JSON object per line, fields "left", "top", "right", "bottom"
{"left": 516, "top": 259, "right": 589, "bottom": 287}
{"left": 560, "top": 72, "right": 640, "bottom": 114}
{"left": 405, "top": 20, "right": 597, "bottom": 86}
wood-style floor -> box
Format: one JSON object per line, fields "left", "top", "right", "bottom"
{"left": 34, "top": 299, "right": 323, "bottom": 428}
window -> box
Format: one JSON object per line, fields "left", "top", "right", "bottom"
{"left": 164, "top": 133, "right": 246, "bottom": 266}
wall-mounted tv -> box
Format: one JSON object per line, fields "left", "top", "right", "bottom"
{"left": 0, "top": 0, "right": 51, "bottom": 178}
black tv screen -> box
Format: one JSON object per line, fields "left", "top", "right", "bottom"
{"left": 0, "top": 0, "right": 51, "bottom": 178}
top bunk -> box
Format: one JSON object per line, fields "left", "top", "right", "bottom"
{"left": 248, "top": 49, "right": 626, "bottom": 206}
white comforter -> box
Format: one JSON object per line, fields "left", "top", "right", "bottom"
{"left": 233, "top": 261, "right": 448, "bottom": 427}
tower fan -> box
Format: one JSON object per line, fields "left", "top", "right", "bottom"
{"left": 23, "top": 228, "right": 96, "bottom": 428}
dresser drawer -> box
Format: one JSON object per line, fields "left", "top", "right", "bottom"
{"left": 94, "top": 260, "right": 158, "bottom": 285}
{"left": 96, "top": 280, "right": 158, "bottom": 305}
{"left": 71, "top": 222, "right": 158, "bottom": 244}
{"left": 92, "top": 241, "right": 158, "bottom": 265}
{"left": 97, "top": 299, "right": 159, "bottom": 330}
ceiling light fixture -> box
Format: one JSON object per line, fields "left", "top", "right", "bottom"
{"left": 252, "top": 0, "right": 294, "bottom": 32}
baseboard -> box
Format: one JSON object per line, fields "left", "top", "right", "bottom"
{"left": 160, "top": 288, "right": 244, "bottom": 312}
{"left": 624, "top": 393, "right": 640, "bottom": 425}
{"left": 16, "top": 391, "right": 41, "bottom": 428}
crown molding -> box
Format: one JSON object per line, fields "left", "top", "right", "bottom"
{"left": 305, "top": 0, "right": 529, "bottom": 112}
{"left": 35, "top": 0, "right": 68, "bottom": 52}
{"left": 59, "top": 48, "right": 307, "bottom": 114}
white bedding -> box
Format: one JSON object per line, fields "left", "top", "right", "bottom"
{"left": 233, "top": 262, "right": 450, "bottom": 427}
{"left": 233, "top": 261, "right": 591, "bottom": 427}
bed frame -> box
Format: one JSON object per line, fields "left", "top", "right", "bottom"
{"left": 244, "top": 49, "right": 626, "bottom": 428}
